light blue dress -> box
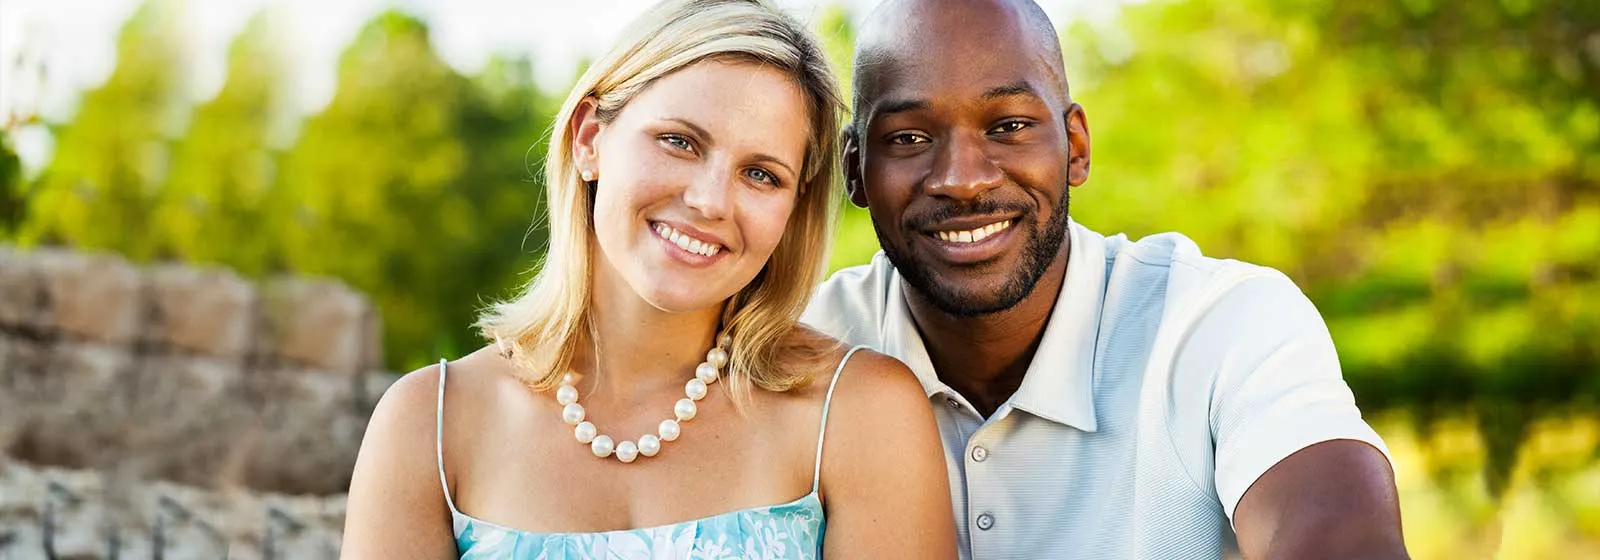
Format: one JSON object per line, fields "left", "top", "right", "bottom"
{"left": 435, "top": 347, "right": 865, "bottom": 559}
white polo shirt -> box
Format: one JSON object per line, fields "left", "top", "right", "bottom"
{"left": 802, "top": 220, "right": 1391, "bottom": 559}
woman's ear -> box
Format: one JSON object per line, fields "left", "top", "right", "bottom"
{"left": 571, "top": 98, "right": 603, "bottom": 181}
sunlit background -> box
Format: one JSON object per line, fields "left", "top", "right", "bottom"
{"left": 1, "top": 0, "right": 1596, "bottom": 557}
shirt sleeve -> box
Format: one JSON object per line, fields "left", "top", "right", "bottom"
{"left": 1183, "top": 270, "right": 1393, "bottom": 525}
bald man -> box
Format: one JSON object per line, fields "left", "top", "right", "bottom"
{"left": 801, "top": 0, "right": 1407, "bottom": 558}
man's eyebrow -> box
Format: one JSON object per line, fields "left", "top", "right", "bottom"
{"left": 983, "top": 82, "right": 1041, "bottom": 101}
{"left": 876, "top": 98, "right": 929, "bottom": 117}
{"left": 874, "top": 83, "right": 1040, "bottom": 119}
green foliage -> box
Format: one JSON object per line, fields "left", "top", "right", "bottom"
{"left": 268, "top": 10, "right": 551, "bottom": 370}
{"left": 0, "top": 134, "right": 21, "bottom": 234}
{"left": 1046, "top": 0, "right": 1600, "bottom": 410}
{"left": 150, "top": 10, "right": 285, "bottom": 275}
{"left": 14, "top": 0, "right": 187, "bottom": 257}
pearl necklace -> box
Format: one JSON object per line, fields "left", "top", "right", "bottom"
{"left": 554, "top": 333, "right": 731, "bottom": 463}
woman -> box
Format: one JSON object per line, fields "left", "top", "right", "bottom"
{"left": 341, "top": 0, "right": 955, "bottom": 557}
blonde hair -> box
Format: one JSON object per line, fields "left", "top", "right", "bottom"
{"left": 477, "top": 0, "right": 844, "bottom": 398}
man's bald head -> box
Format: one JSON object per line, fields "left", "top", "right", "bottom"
{"left": 851, "top": 0, "right": 1070, "bottom": 136}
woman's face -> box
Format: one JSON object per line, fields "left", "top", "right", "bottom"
{"left": 577, "top": 59, "right": 812, "bottom": 314}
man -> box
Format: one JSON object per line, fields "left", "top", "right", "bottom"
{"left": 800, "top": 0, "right": 1407, "bottom": 557}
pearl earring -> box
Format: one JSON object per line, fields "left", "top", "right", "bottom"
{"left": 581, "top": 170, "right": 595, "bottom": 182}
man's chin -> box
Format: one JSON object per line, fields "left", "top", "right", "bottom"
{"left": 908, "top": 270, "right": 1033, "bottom": 317}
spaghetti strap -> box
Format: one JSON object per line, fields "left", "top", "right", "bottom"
{"left": 812, "top": 346, "right": 866, "bottom": 494}
{"left": 435, "top": 358, "right": 460, "bottom": 515}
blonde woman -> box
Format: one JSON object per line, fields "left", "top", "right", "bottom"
{"left": 341, "top": 0, "right": 954, "bottom": 557}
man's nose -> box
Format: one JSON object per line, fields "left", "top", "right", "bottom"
{"left": 926, "top": 132, "right": 1004, "bottom": 200}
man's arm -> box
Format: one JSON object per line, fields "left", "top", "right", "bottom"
{"left": 1234, "top": 440, "right": 1406, "bottom": 559}
{"left": 1187, "top": 270, "right": 1407, "bottom": 559}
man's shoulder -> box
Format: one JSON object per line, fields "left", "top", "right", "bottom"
{"left": 1101, "top": 227, "right": 1296, "bottom": 305}
{"left": 1090, "top": 225, "right": 1318, "bottom": 347}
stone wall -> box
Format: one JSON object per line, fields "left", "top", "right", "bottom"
{"left": 0, "top": 246, "right": 396, "bottom": 559}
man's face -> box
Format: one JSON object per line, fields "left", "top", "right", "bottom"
{"left": 848, "top": 2, "right": 1090, "bottom": 317}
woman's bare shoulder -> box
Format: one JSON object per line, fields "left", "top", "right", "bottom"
{"left": 779, "top": 325, "right": 924, "bottom": 402}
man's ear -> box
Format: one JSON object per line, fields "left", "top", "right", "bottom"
{"left": 842, "top": 125, "right": 868, "bottom": 208}
{"left": 571, "top": 97, "right": 603, "bottom": 179}
{"left": 1064, "top": 103, "right": 1091, "bottom": 187}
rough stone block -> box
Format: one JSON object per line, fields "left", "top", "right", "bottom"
{"left": 36, "top": 249, "right": 143, "bottom": 345}
{"left": 0, "top": 336, "right": 52, "bottom": 452}
{"left": 0, "top": 246, "right": 50, "bottom": 333}
{"left": 261, "top": 279, "right": 374, "bottom": 374}
{"left": 146, "top": 264, "right": 258, "bottom": 359}
{"left": 245, "top": 369, "right": 364, "bottom": 495}
{"left": 125, "top": 354, "right": 249, "bottom": 488}
{"left": 19, "top": 343, "right": 133, "bottom": 469}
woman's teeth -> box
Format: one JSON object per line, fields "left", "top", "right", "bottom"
{"left": 935, "top": 219, "right": 1013, "bottom": 244}
{"left": 654, "top": 223, "right": 722, "bottom": 257}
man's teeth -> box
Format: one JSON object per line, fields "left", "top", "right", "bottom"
{"left": 654, "top": 223, "right": 722, "bottom": 257}
{"left": 935, "top": 220, "right": 1013, "bottom": 244}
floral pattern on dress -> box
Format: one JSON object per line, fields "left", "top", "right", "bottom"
{"left": 454, "top": 492, "right": 824, "bottom": 560}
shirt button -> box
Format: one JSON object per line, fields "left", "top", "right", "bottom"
{"left": 970, "top": 446, "right": 988, "bottom": 462}
{"left": 976, "top": 513, "right": 995, "bottom": 531}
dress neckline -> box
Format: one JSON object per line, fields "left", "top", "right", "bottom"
{"left": 451, "top": 491, "right": 821, "bottom": 537}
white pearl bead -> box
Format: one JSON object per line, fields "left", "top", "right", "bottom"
{"left": 674, "top": 398, "right": 697, "bottom": 421}
{"left": 685, "top": 378, "right": 708, "bottom": 401}
{"left": 706, "top": 347, "right": 728, "bottom": 369}
{"left": 658, "top": 419, "right": 681, "bottom": 441}
{"left": 561, "top": 402, "right": 585, "bottom": 425}
{"left": 556, "top": 385, "right": 579, "bottom": 405}
{"left": 590, "top": 435, "right": 614, "bottom": 457}
{"left": 574, "top": 421, "right": 597, "bottom": 443}
{"left": 615, "top": 440, "right": 639, "bottom": 463}
{"left": 561, "top": 373, "right": 576, "bottom": 385}
{"left": 695, "top": 362, "right": 719, "bottom": 384}
{"left": 638, "top": 434, "right": 661, "bottom": 457}
{"left": 718, "top": 333, "right": 732, "bottom": 348}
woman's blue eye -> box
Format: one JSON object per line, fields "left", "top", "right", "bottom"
{"left": 661, "top": 135, "right": 695, "bottom": 152}
{"left": 746, "top": 168, "right": 779, "bottom": 186}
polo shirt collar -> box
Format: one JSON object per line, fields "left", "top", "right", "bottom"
{"left": 880, "top": 219, "right": 1106, "bottom": 432}
{"left": 1008, "top": 220, "right": 1105, "bottom": 432}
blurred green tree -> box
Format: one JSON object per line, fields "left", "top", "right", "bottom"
{"left": 149, "top": 9, "right": 288, "bottom": 276}
{"left": 272, "top": 10, "right": 551, "bottom": 370}
{"left": 1044, "top": 0, "right": 1599, "bottom": 412}
{"left": 15, "top": 0, "right": 187, "bottom": 257}
{"left": 0, "top": 134, "right": 21, "bottom": 234}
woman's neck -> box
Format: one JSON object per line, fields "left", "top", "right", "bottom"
{"left": 578, "top": 261, "right": 723, "bottom": 398}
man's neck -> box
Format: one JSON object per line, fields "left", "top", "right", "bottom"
{"left": 904, "top": 245, "right": 1070, "bottom": 417}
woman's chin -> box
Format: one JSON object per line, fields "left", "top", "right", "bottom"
{"left": 637, "top": 288, "right": 733, "bottom": 316}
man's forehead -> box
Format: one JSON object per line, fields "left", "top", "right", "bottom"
{"left": 854, "top": 0, "right": 1067, "bottom": 116}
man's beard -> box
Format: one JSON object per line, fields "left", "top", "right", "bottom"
{"left": 878, "top": 190, "right": 1070, "bottom": 318}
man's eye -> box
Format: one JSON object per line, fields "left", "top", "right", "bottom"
{"left": 990, "top": 120, "right": 1032, "bottom": 134}
{"left": 888, "top": 133, "right": 928, "bottom": 145}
